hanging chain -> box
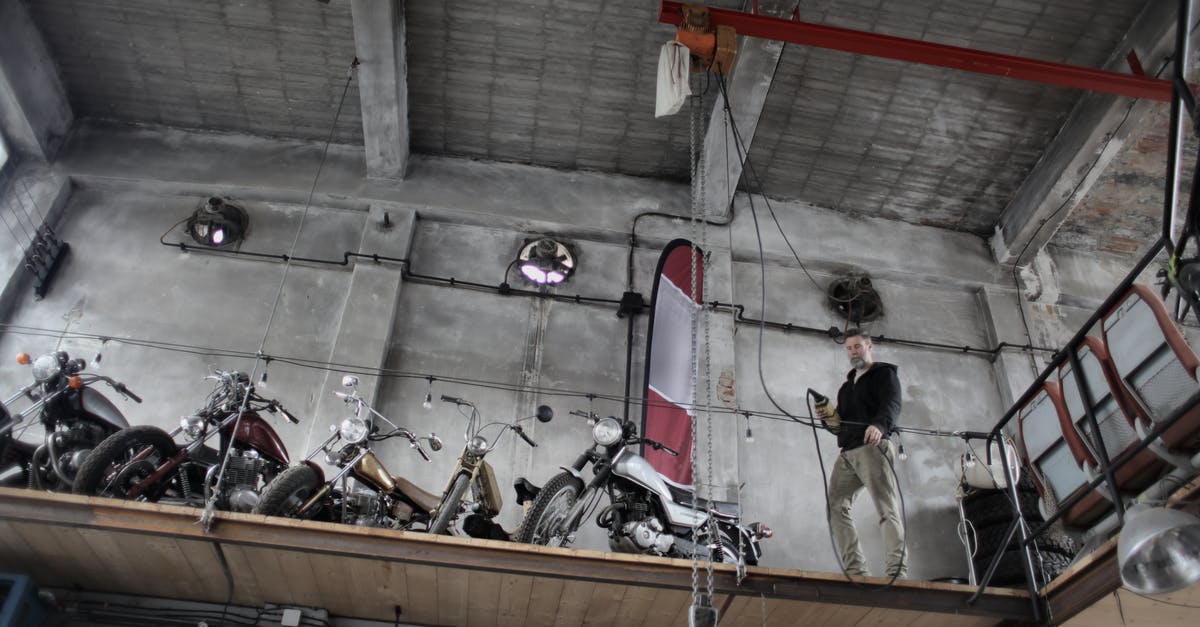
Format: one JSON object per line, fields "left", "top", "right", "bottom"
{"left": 687, "top": 71, "right": 703, "bottom": 612}
{"left": 700, "top": 91, "right": 716, "bottom": 605}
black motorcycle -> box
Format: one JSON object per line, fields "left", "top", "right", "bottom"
{"left": 1, "top": 350, "right": 141, "bottom": 490}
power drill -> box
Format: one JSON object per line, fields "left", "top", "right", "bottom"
{"left": 809, "top": 389, "right": 841, "bottom": 433}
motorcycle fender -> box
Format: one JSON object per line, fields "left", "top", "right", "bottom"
{"left": 301, "top": 460, "right": 326, "bottom": 484}
{"left": 80, "top": 388, "right": 130, "bottom": 430}
{"left": 559, "top": 465, "right": 585, "bottom": 483}
{"left": 612, "top": 451, "right": 708, "bottom": 528}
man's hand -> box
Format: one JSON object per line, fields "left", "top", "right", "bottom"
{"left": 815, "top": 404, "right": 831, "bottom": 420}
{"left": 864, "top": 425, "right": 883, "bottom": 445}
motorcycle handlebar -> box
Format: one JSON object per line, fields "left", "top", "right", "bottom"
{"left": 513, "top": 425, "right": 537, "bottom": 447}
{"left": 568, "top": 409, "right": 595, "bottom": 418}
{"left": 115, "top": 383, "right": 143, "bottom": 404}
{"left": 413, "top": 441, "right": 431, "bottom": 462}
{"left": 642, "top": 438, "right": 678, "bottom": 456}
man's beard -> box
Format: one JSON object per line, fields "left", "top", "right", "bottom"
{"left": 850, "top": 356, "right": 868, "bottom": 370}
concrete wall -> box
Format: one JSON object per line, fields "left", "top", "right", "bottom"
{"left": 0, "top": 122, "right": 1148, "bottom": 581}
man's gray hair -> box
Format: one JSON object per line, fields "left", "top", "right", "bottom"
{"left": 843, "top": 328, "right": 871, "bottom": 343}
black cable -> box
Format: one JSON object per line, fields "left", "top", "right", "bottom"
{"left": 710, "top": 70, "right": 906, "bottom": 590}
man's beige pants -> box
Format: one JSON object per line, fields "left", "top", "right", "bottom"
{"left": 828, "top": 439, "right": 907, "bottom": 577}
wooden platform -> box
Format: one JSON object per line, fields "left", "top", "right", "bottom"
{"left": 0, "top": 487, "right": 1037, "bottom": 626}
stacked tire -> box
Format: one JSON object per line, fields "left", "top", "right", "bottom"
{"left": 962, "top": 477, "right": 1078, "bottom": 587}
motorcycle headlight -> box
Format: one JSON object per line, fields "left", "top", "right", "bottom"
{"left": 467, "top": 435, "right": 489, "bottom": 456}
{"left": 179, "top": 415, "right": 205, "bottom": 438}
{"left": 340, "top": 416, "right": 369, "bottom": 444}
{"left": 31, "top": 354, "right": 61, "bottom": 383}
{"left": 592, "top": 418, "right": 622, "bottom": 446}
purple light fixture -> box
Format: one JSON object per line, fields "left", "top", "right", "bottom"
{"left": 516, "top": 238, "right": 576, "bottom": 285}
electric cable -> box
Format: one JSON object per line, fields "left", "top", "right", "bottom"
{"left": 714, "top": 70, "right": 907, "bottom": 590}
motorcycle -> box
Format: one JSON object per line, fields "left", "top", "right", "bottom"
{"left": 514, "top": 410, "right": 771, "bottom": 566}
{"left": 1, "top": 350, "right": 141, "bottom": 490}
{"left": 253, "top": 375, "right": 443, "bottom": 529}
{"left": 427, "top": 395, "right": 553, "bottom": 535}
{"left": 73, "top": 369, "right": 300, "bottom": 513}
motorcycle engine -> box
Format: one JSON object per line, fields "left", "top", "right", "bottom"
{"left": 612, "top": 517, "right": 675, "bottom": 554}
{"left": 223, "top": 449, "right": 268, "bottom": 512}
{"left": 53, "top": 423, "right": 106, "bottom": 473}
{"left": 346, "top": 487, "right": 385, "bottom": 527}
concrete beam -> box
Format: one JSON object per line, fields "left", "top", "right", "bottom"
{"left": 989, "top": 0, "right": 1178, "bottom": 266}
{"left": 0, "top": 0, "right": 73, "bottom": 161}
{"left": 701, "top": 1, "right": 794, "bottom": 221}
{"left": 350, "top": 0, "right": 409, "bottom": 181}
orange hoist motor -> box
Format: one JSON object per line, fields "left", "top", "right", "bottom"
{"left": 674, "top": 4, "right": 736, "bottom": 74}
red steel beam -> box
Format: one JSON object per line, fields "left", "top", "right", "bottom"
{"left": 658, "top": 1, "right": 1173, "bottom": 102}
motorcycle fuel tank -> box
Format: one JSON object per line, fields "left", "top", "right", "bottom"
{"left": 79, "top": 387, "right": 130, "bottom": 430}
{"left": 612, "top": 449, "right": 707, "bottom": 528}
{"left": 351, "top": 450, "right": 396, "bottom": 493}
{"left": 221, "top": 413, "right": 289, "bottom": 465}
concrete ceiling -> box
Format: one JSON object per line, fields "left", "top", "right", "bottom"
{"left": 21, "top": 0, "right": 1187, "bottom": 260}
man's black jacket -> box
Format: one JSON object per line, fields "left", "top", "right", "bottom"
{"left": 833, "top": 362, "right": 901, "bottom": 450}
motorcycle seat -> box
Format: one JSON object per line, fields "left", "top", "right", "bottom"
{"left": 663, "top": 480, "right": 742, "bottom": 519}
{"left": 192, "top": 444, "right": 221, "bottom": 467}
{"left": 393, "top": 475, "right": 441, "bottom": 512}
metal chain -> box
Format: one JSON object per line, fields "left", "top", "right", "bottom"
{"left": 700, "top": 93, "right": 716, "bottom": 604}
{"left": 688, "top": 73, "right": 703, "bottom": 611}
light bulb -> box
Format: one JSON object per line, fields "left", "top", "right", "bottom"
{"left": 744, "top": 426, "right": 754, "bottom": 443}
{"left": 422, "top": 391, "right": 433, "bottom": 410}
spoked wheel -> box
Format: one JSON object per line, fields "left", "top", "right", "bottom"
{"left": 429, "top": 474, "right": 470, "bottom": 535}
{"left": 253, "top": 465, "right": 323, "bottom": 519}
{"left": 516, "top": 472, "right": 583, "bottom": 546}
{"left": 73, "top": 426, "right": 179, "bottom": 499}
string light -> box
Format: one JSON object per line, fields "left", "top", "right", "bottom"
{"left": 422, "top": 376, "right": 434, "bottom": 410}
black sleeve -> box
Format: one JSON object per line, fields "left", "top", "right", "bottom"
{"left": 871, "top": 368, "right": 901, "bottom": 434}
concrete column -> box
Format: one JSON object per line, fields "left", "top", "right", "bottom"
{"left": 0, "top": 0, "right": 73, "bottom": 161}
{"left": 350, "top": 0, "right": 410, "bottom": 181}
{"left": 977, "top": 285, "right": 1039, "bottom": 412}
{"left": 701, "top": 1, "right": 793, "bottom": 221}
{"left": 303, "top": 203, "right": 415, "bottom": 452}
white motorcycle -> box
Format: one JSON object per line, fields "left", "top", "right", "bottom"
{"left": 514, "top": 410, "right": 771, "bottom": 565}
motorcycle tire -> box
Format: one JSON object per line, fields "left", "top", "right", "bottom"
{"left": 73, "top": 426, "right": 179, "bottom": 498}
{"left": 975, "top": 547, "right": 1074, "bottom": 588}
{"left": 253, "top": 464, "right": 322, "bottom": 518}
{"left": 515, "top": 472, "right": 584, "bottom": 546}
{"left": 972, "top": 521, "right": 1078, "bottom": 563}
{"left": 963, "top": 490, "right": 1043, "bottom": 529}
{"left": 429, "top": 474, "right": 470, "bottom": 535}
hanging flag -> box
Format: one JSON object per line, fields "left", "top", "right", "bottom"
{"left": 642, "top": 239, "right": 703, "bottom": 486}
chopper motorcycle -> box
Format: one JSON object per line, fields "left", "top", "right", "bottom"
{"left": 1, "top": 350, "right": 141, "bottom": 490}
{"left": 426, "top": 395, "right": 553, "bottom": 535}
{"left": 73, "top": 369, "right": 300, "bottom": 512}
{"left": 253, "top": 375, "right": 443, "bottom": 529}
{"left": 514, "top": 410, "right": 771, "bottom": 565}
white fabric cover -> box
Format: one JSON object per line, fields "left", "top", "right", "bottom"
{"left": 655, "top": 41, "right": 691, "bottom": 118}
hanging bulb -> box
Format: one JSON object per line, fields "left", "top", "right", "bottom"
{"left": 898, "top": 443, "right": 908, "bottom": 462}
{"left": 422, "top": 377, "right": 434, "bottom": 410}
{"left": 259, "top": 370, "right": 268, "bottom": 385}
{"left": 963, "top": 453, "right": 976, "bottom": 469}
{"left": 744, "top": 425, "right": 754, "bottom": 443}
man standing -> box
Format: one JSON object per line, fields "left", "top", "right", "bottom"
{"left": 815, "top": 329, "right": 907, "bottom": 578}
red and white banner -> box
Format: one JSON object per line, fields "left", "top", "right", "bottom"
{"left": 642, "top": 239, "right": 702, "bottom": 486}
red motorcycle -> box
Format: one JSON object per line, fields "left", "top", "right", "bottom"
{"left": 73, "top": 370, "right": 299, "bottom": 513}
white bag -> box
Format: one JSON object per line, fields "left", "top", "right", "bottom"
{"left": 655, "top": 41, "right": 692, "bottom": 118}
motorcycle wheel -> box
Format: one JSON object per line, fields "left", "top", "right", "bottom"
{"left": 253, "top": 465, "right": 322, "bottom": 518}
{"left": 72, "top": 426, "right": 179, "bottom": 498}
{"left": 429, "top": 474, "right": 470, "bottom": 535}
{"left": 515, "top": 472, "right": 584, "bottom": 546}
